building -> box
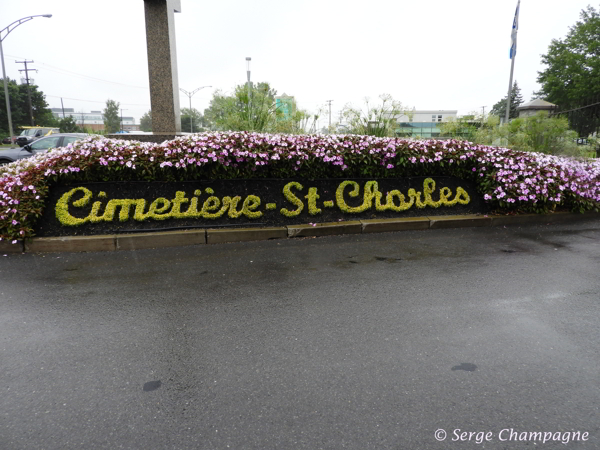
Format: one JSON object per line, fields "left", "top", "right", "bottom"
{"left": 516, "top": 99, "right": 557, "bottom": 118}
{"left": 394, "top": 109, "right": 458, "bottom": 138}
{"left": 275, "top": 94, "right": 295, "bottom": 120}
{"left": 51, "top": 108, "right": 138, "bottom": 132}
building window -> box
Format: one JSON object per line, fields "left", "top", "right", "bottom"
{"left": 438, "top": 115, "right": 443, "bottom": 122}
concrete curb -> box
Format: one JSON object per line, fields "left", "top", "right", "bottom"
{"left": 207, "top": 227, "right": 287, "bottom": 244}
{"left": 0, "top": 239, "right": 24, "bottom": 254}
{"left": 117, "top": 229, "right": 206, "bottom": 250}
{"left": 429, "top": 214, "right": 492, "bottom": 229}
{"left": 25, "top": 235, "right": 117, "bottom": 253}
{"left": 361, "top": 217, "right": 430, "bottom": 233}
{"left": 9, "top": 211, "right": 599, "bottom": 254}
{"left": 287, "top": 221, "right": 362, "bottom": 238}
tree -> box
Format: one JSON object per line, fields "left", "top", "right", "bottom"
{"left": 475, "top": 112, "right": 581, "bottom": 156}
{"left": 490, "top": 81, "right": 524, "bottom": 120}
{"left": 0, "top": 78, "right": 55, "bottom": 134}
{"left": 103, "top": 99, "right": 120, "bottom": 133}
{"left": 204, "top": 82, "right": 280, "bottom": 132}
{"left": 439, "top": 113, "right": 479, "bottom": 140}
{"left": 140, "top": 111, "right": 152, "bottom": 132}
{"left": 180, "top": 107, "right": 204, "bottom": 133}
{"left": 341, "top": 94, "right": 409, "bottom": 137}
{"left": 58, "top": 116, "right": 80, "bottom": 133}
{"left": 203, "top": 82, "right": 318, "bottom": 134}
{"left": 537, "top": 6, "right": 600, "bottom": 108}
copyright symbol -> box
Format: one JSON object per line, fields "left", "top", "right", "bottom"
{"left": 435, "top": 429, "right": 447, "bottom": 441}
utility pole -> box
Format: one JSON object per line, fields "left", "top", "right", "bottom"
{"left": 16, "top": 60, "right": 36, "bottom": 125}
{"left": 481, "top": 106, "right": 486, "bottom": 125}
{"left": 60, "top": 98, "right": 65, "bottom": 118}
{"left": 326, "top": 100, "right": 333, "bottom": 132}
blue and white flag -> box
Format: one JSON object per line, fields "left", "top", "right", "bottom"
{"left": 510, "top": 0, "right": 520, "bottom": 59}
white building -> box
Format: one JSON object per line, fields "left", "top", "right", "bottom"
{"left": 396, "top": 109, "right": 458, "bottom": 123}
{"left": 394, "top": 109, "right": 458, "bottom": 138}
{"left": 51, "top": 108, "right": 137, "bottom": 131}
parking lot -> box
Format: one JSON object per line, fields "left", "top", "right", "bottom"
{"left": 1, "top": 220, "right": 599, "bottom": 449}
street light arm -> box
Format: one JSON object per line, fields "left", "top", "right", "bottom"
{"left": 1, "top": 14, "right": 52, "bottom": 143}
{"left": 178, "top": 86, "right": 211, "bottom": 133}
{"left": 180, "top": 85, "right": 212, "bottom": 99}
{"left": 191, "top": 85, "right": 212, "bottom": 96}
{"left": 1, "top": 15, "right": 52, "bottom": 42}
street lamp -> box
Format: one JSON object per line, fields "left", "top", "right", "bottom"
{"left": 179, "top": 86, "right": 211, "bottom": 133}
{"left": 1, "top": 14, "right": 52, "bottom": 145}
{"left": 246, "top": 57, "right": 251, "bottom": 128}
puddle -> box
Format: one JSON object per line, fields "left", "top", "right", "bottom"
{"left": 143, "top": 380, "right": 162, "bottom": 392}
{"left": 451, "top": 363, "right": 477, "bottom": 372}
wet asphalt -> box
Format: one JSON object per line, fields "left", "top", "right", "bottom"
{"left": 1, "top": 220, "right": 599, "bottom": 450}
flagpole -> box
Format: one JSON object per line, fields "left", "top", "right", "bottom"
{"left": 505, "top": 56, "right": 515, "bottom": 124}
{"left": 505, "top": 0, "right": 520, "bottom": 124}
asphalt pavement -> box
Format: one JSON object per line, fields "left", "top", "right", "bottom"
{"left": 1, "top": 220, "right": 599, "bottom": 449}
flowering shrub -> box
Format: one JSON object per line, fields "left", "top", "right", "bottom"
{"left": 1, "top": 132, "right": 599, "bottom": 243}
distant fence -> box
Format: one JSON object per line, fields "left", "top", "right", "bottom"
{"left": 551, "top": 97, "right": 600, "bottom": 138}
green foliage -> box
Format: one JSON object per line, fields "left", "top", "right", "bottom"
{"left": 203, "top": 83, "right": 314, "bottom": 134}
{"left": 439, "top": 115, "right": 479, "bottom": 140}
{"left": 103, "top": 99, "right": 120, "bottom": 133}
{"left": 58, "top": 116, "right": 81, "bottom": 133}
{"left": 140, "top": 110, "right": 152, "bottom": 132}
{"left": 0, "top": 78, "right": 55, "bottom": 133}
{"left": 181, "top": 108, "right": 204, "bottom": 133}
{"left": 490, "top": 81, "right": 524, "bottom": 119}
{"left": 271, "top": 107, "right": 314, "bottom": 134}
{"left": 342, "top": 94, "right": 409, "bottom": 137}
{"left": 475, "top": 112, "right": 582, "bottom": 156}
{"left": 204, "top": 82, "right": 277, "bottom": 132}
{"left": 536, "top": 6, "right": 600, "bottom": 107}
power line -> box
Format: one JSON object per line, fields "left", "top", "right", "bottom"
{"left": 45, "top": 95, "right": 150, "bottom": 107}
{"left": 5, "top": 53, "right": 149, "bottom": 89}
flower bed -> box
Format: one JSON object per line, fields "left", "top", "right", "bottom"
{"left": 1, "top": 132, "right": 599, "bottom": 244}
{"left": 38, "top": 177, "right": 481, "bottom": 236}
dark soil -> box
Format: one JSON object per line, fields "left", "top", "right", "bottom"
{"left": 35, "top": 177, "right": 487, "bottom": 237}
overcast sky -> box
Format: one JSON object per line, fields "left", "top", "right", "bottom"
{"left": 0, "top": 0, "right": 595, "bottom": 128}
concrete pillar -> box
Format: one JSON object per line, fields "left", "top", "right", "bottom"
{"left": 143, "top": 0, "right": 181, "bottom": 133}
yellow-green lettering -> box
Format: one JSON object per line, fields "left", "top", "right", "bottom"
{"left": 242, "top": 195, "right": 262, "bottom": 219}
{"left": 281, "top": 182, "right": 304, "bottom": 217}
{"left": 55, "top": 187, "right": 92, "bottom": 226}
{"left": 305, "top": 187, "right": 322, "bottom": 215}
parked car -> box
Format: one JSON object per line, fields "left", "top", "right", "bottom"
{"left": 0, "top": 133, "right": 89, "bottom": 165}
{"left": 2, "top": 136, "right": 17, "bottom": 145}
{"left": 16, "top": 127, "right": 60, "bottom": 147}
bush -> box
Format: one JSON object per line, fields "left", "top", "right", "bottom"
{"left": 1, "top": 132, "right": 599, "bottom": 243}
{"left": 475, "top": 112, "right": 586, "bottom": 157}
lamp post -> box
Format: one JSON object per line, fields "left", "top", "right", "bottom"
{"left": 179, "top": 86, "right": 211, "bottom": 133}
{"left": 246, "top": 57, "right": 251, "bottom": 128}
{"left": 1, "top": 14, "right": 52, "bottom": 145}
